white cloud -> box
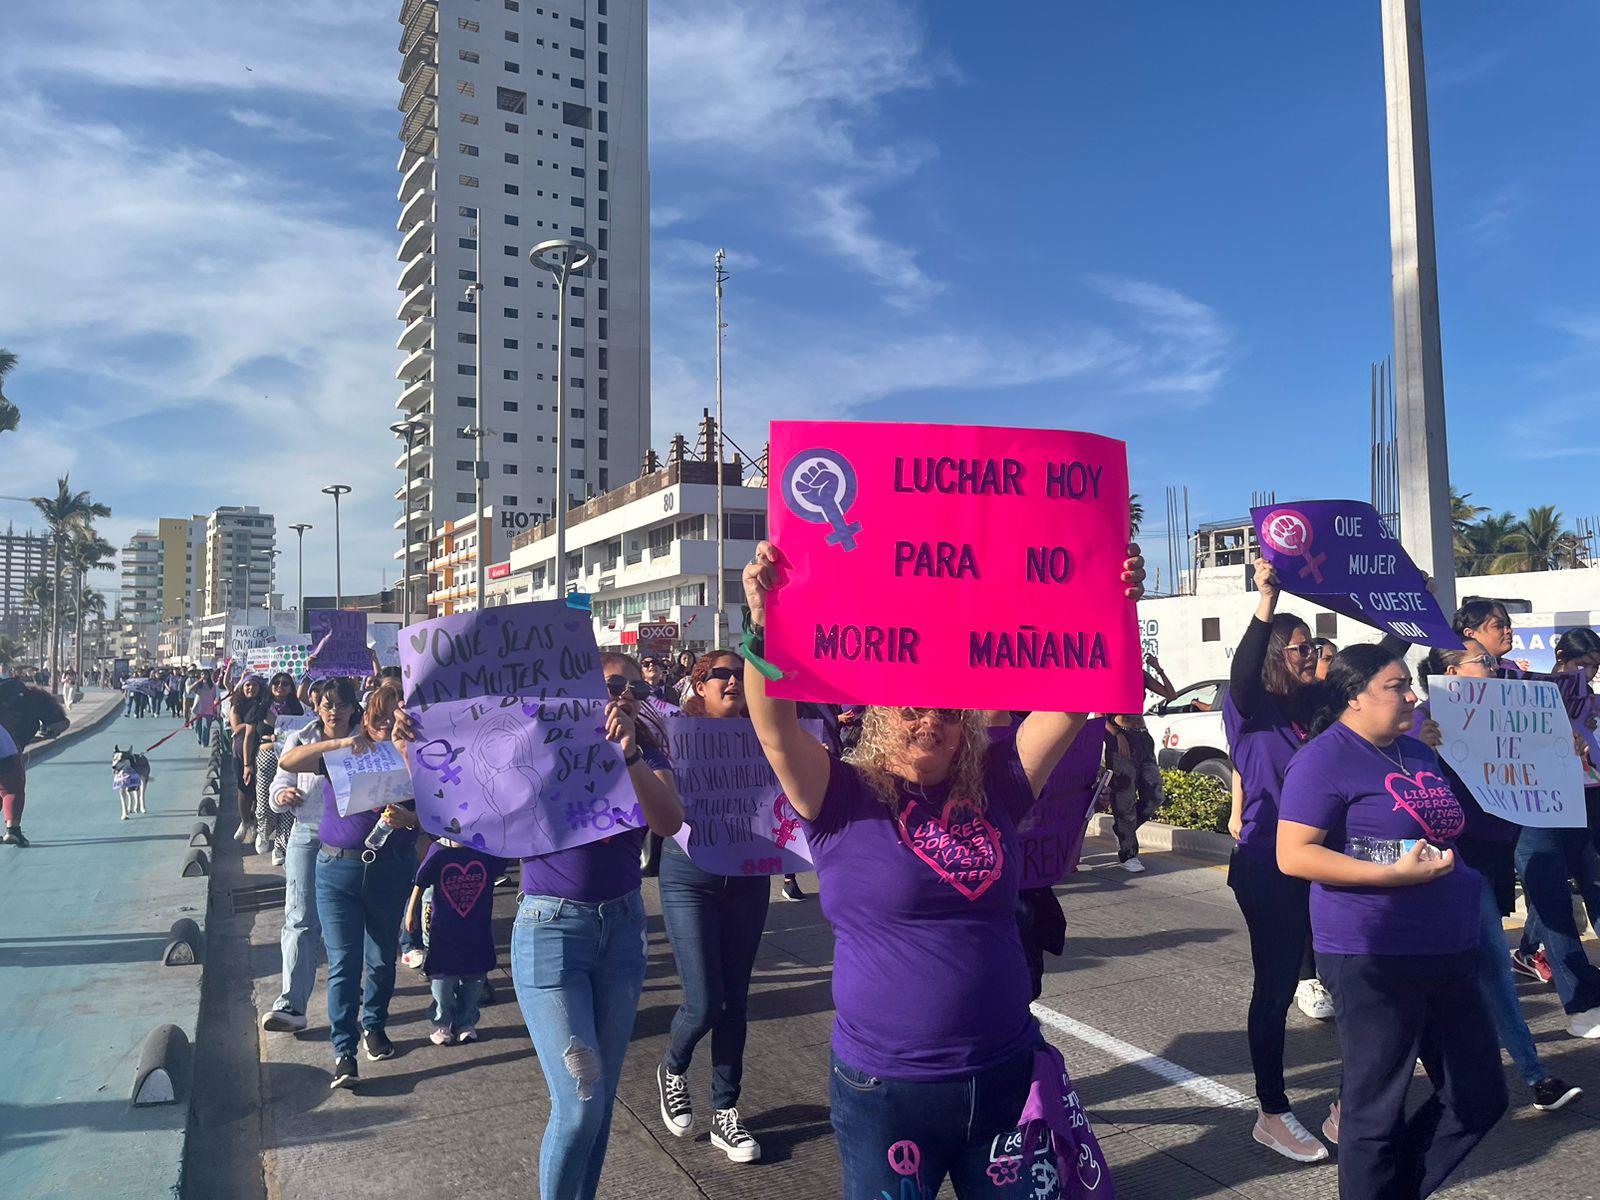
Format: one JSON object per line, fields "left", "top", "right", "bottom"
{"left": 226, "top": 107, "right": 332, "bottom": 143}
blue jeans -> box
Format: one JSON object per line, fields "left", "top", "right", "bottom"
{"left": 829, "top": 1047, "right": 1045, "bottom": 1198}
{"left": 658, "top": 843, "right": 771, "bottom": 1109}
{"left": 314, "top": 849, "right": 413, "bottom": 1058}
{"left": 123, "top": 692, "right": 136, "bottom": 716}
{"left": 273, "top": 822, "right": 323, "bottom": 1016}
{"left": 511, "top": 891, "right": 647, "bottom": 1200}
{"left": 1474, "top": 875, "right": 1545, "bottom": 1088}
{"left": 194, "top": 715, "right": 214, "bottom": 746}
{"left": 431, "top": 974, "right": 486, "bottom": 1031}
{"left": 1515, "top": 826, "right": 1600, "bottom": 1015}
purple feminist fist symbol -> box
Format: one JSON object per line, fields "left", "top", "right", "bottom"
{"left": 782, "top": 448, "right": 861, "bottom": 552}
{"left": 1261, "top": 507, "right": 1327, "bottom": 584}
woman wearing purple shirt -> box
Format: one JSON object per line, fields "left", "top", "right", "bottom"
{"left": 280, "top": 679, "right": 420, "bottom": 1089}
{"left": 395, "top": 652, "right": 684, "bottom": 1200}
{"left": 1222, "top": 559, "right": 1329, "bottom": 1162}
{"left": 739, "top": 539, "right": 1143, "bottom": 1197}
{"left": 1278, "top": 643, "right": 1506, "bottom": 1200}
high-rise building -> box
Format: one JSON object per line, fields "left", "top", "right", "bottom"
{"left": 117, "top": 530, "right": 163, "bottom": 658}
{"left": 202, "top": 506, "right": 277, "bottom": 616}
{"left": 394, "top": 0, "right": 650, "bottom": 614}
{"left": 158, "top": 515, "right": 208, "bottom": 621}
{"left": 0, "top": 523, "right": 50, "bottom": 642}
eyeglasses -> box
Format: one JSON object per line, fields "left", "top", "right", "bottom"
{"left": 605, "top": 675, "right": 652, "bottom": 700}
{"left": 1460, "top": 653, "right": 1495, "bottom": 668}
{"left": 705, "top": 666, "right": 740, "bottom": 683}
{"left": 896, "top": 707, "right": 963, "bottom": 723}
{"left": 1283, "top": 644, "right": 1318, "bottom": 658}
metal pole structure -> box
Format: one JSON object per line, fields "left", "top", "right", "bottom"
{"left": 262, "top": 549, "right": 281, "bottom": 612}
{"left": 289, "top": 523, "right": 311, "bottom": 632}
{"left": 472, "top": 224, "right": 487, "bottom": 610}
{"left": 714, "top": 249, "right": 728, "bottom": 649}
{"left": 529, "top": 239, "right": 596, "bottom": 599}
{"left": 1381, "top": 0, "right": 1456, "bottom": 616}
{"left": 390, "top": 419, "right": 428, "bottom": 626}
{"left": 321, "top": 485, "right": 351, "bottom": 607}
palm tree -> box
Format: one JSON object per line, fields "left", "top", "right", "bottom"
{"left": 1449, "top": 488, "right": 1488, "bottom": 568}
{"left": 0, "top": 349, "right": 18, "bottom": 435}
{"left": 1128, "top": 493, "right": 1144, "bottom": 538}
{"left": 1456, "top": 510, "right": 1516, "bottom": 576}
{"left": 73, "top": 588, "right": 108, "bottom": 676}
{"left": 0, "top": 635, "right": 23, "bottom": 671}
{"left": 1493, "top": 506, "right": 1580, "bottom": 573}
{"left": 22, "top": 572, "right": 53, "bottom": 667}
{"left": 66, "top": 529, "right": 116, "bottom": 676}
{"left": 30, "top": 477, "right": 111, "bottom": 686}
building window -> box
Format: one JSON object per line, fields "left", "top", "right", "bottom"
{"left": 457, "top": 492, "right": 475, "bottom": 504}
{"left": 571, "top": 438, "right": 585, "bottom": 449}
{"left": 460, "top": 49, "right": 480, "bottom": 63}
{"left": 506, "top": 0, "right": 518, "bottom": 8}
{"left": 505, "top": 152, "right": 519, "bottom": 164}
{"left": 1315, "top": 613, "right": 1339, "bottom": 638}
{"left": 458, "top": 80, "right": 475, "bottom": 96}
{"left": 456, "top": 459, "right": 473, "bottom": 471}
{"left": 503, "top": 464, "right": 518, "bottom": 474}
{"left": 457, "top": 331, "right": 477, "bottom": 343}
{"left": 504, "top": 307, "right": 518, "bottom": 318}
{"left": 457, "top": 300, "right": 476, "bottom": 312}
{"left": 459, "top": 175, "right": 480, "bottom": 187}
{"left": 569, "top": 47, "right": 584, "bottom": 60}
{"left": 562, "top": 101, "right": 592, "bottom": 130}
{"left": 458, "top": 17, "right": 479, "bottom": 30}
{"left": 458, "top": 396, "right": 474, "bottom": 407}
{"left": 570, "top": 166, "right": 585, "bottom": 178}
{"left": 503, "top": 432, "right": 518, "bottom": 443}
{"left": 506, "top": 60, "right": 520, "bottom": 73}
{"left": 503, "top": 337, "right": 518, "bottom": 349}
{"left": 457, "top": 364, "right": 477, "bottom": 375}
{"left": 570, "top": 16, "right": 585, "bottom": 28}
{"left": 598, "top": 377, "right": 608, "bottom": 401}
{"left": 1201, "top": 617, "right": 1221, "bottom": 642}
{"left": 459, "top": 143, "right": 480, "bottom": 156}
{"left": 503, "top": 275, "right": 518, "bottom": 287}
{"left": 458, "top": 268, "right": 477, "bottom": 280}
{"left": 597, "top": 408, "right": 607, "bottom": 429}
{"left": 504, "top": 183, "right": 519, "bottom": 194}
{"left": 459, "top": 205, "right": 478, "bottom": 218}
{"left": 497, "top": 86, "right": 528, "bottom": 114}
{"left": 459, "top": 112, "right": 479, "bottom": 125}
{"left": 504, "top": 400, "right": 519, "bottom": 411}
{"left": 458, "top": 236, "right": 476, "bottom": 249}
{"left": 503, "top": 369, "right": 519, "bottom": 380}
{"left": 598, "top": 21, "right": 607, "bottom": 44}
{"left": 504, "top": 244, "right": 518, "bottom": 256}
{"left": 598, "top": 51, "right": 607, "bottom": 74}
{"left": 504, "top": 213, "right": 519, "bottom": 225}
{"left": 505, "top": 30, "right": 519, "bottom": 42}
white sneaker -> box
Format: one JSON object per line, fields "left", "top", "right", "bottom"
{"left": 1252, "top": 1110, "right": 1329, "bottom": 1163}
{"left": 709, "top": 1107, "right": 761, "bottom": 1163}
{"left": 1296, "top": 978, "right": 1336, "bottom": 1021}
{"left": 1121, "top": 856, "right": 1145, "bottom": 874}
{"left": 657, "top": 1062, "right": 694, "bottom": 1136}
{"left": 1568, "top": 1007, "right": 1600, "bottom": 1039}
{"left": 401, "top": 949, "right": 426, "bottom": 970}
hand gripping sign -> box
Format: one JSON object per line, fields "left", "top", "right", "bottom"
{"left": 1249, "top": 499, "right": 1458, "bottom": 648}
{"left": 765, "top": 420, "right": 1143, "bottom": 714}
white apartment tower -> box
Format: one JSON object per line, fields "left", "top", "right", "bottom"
{"left": 202, "top": 506, "right": 277, "bottom": 615}
{"left": 394, "top": 0, "right": 650, "bottom": 610}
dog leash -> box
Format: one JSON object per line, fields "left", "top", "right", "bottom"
{"left": 140, "top": 717, "right": 197, "bottom": 754}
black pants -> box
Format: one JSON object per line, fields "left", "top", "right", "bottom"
{"left": 1227, "top": 847, "right": 1310, "bottom": 1114}
{"left": 1318, "top": 949, "right": 1507, "bottom": 1200}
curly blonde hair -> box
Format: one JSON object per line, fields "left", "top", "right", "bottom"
{"left": 844, "top": 707, "right": 991, "bottom": 814}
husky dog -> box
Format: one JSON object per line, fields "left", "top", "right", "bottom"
{"left": 111, "top": 746, "right": 151, "bottom": 819}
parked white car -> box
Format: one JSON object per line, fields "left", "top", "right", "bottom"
{"left": 1148, "top": 679, "right": 1232, "bottom": 786}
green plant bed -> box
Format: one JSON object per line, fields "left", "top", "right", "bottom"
{"left": 1155, "top": 768, "right": 1231, "bottom": 834}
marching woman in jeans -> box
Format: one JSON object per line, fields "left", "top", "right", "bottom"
{"left": 740, "top": 539, "right": 1143, "bottom": 1196}
{"left": 1278, "top": 644, "right": 1506, "bottom": 1200}
{"left": 1223, "top": 558, "right": 1330, "bottom": 1162}
{"left": 280, "top": 680, "right": 418, "bottom": 1088}
{"left": 399, "top": 652, "right": 683, "bottom": 1199}
{"left": 655, "top": 650, "right": 765, "bottom": 1162}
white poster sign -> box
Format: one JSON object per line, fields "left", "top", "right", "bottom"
{"left": 369, "top": 624, "right": 401, "bottom": 668}
{"left": 326, "top": 740, "right": 414, "bottom": 816}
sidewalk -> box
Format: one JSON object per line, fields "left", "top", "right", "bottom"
{"left": 0, "top": 708, "right": 214, "bottom": 1200}
{"left": 22, "top": 686, "right": 124, "bottom": 766}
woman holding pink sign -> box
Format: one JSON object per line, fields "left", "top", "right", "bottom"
{"left": 1277, "top": 643, "right": 1506, "bottom": 1200}
{"left": 739, "top": 539, "right": 1139, "bottom": 1198}
{"left": 654, "top": 650, "right": 767, "bottom": 1163}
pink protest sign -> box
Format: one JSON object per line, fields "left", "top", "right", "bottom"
{"left": 766, "top": 420, "right": 1143, "bottom": 713}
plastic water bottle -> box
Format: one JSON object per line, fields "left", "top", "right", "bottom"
{"left": 362, "top": 810, "right": 397, "bottom": 863}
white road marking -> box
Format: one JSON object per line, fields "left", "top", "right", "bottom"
{"left": 1031, "top": 1001, "right": 1256, "bottom": 1110}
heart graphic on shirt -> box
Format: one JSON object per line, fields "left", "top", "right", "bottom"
{"left": 1385, "top": 770, "right": 1466, "bottom": 841}
{"left": 896, "top": 798, "right": 1005, "bottom": 901}
{"left": 439, "top": 859, "right": 488, "bottom": 918}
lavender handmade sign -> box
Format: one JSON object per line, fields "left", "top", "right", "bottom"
{"left": 1250, "top": 500, "right": 1458, "bottom": 647}
{"left": 308, "top": 610, "right": 372, "bottom": 679}
{"left": 408, "top": 695, "right": 641, "bottom": 856}
{"left": 400, "top": 599, "right": 600, "bottom": 709}
{"left": 326, "top": 739, "right": 415, "bottom": 816}
{"left": 664, "top": 715, "right": 818, "bottom": 876}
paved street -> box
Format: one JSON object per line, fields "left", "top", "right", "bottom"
{"left": 187, "top": 817, "right": 1600, "bottom": 1199}
{"left": 0, "top": 703, "right": 212, "bottom": 1200}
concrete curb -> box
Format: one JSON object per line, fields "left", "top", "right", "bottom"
{"left": 22, "top": 689, "right": 125, "bottom": 767}
{"left": 1087, "top": 814, "right": 1234, "bottom": 865}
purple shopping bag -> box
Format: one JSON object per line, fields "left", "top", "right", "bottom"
{"left": 1002, "top": 1043, "right": 1115, "bottom": 1199}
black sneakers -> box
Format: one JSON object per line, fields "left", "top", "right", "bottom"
{"left": 361, "top": 1028, "right": 395, "bottom": 1061}
{"left": 658, "top": 1062, "right": 694, "bottom": 1137}
{"left": 1532, "top": 1077, "right": 1582, "bottom": 1111}
{"left": 781, "top": 876, "right": 807, "bottom": 902}
{"left": 3, "top": 825, "right": 28, "bottom": 847}
{"left": 709, "top": 1108, "right": 761, "bottom": 1163}
{"left": 330, "top": 1056, "right": 358, "bottom": 1089}
{"left": 261, "top": 1008, "right": 307, "bottom": 1033}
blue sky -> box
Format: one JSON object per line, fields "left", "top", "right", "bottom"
{"left": 2, "top": 0, "right": 1596, "bottom": 602}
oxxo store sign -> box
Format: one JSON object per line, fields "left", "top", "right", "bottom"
{"left": 636, "top": 622, "right": 680, "bottom": 644}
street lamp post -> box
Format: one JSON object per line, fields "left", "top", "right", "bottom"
{"left": 289, "top": 523, "right": 312, "bottom": 633}
{"left": 321, "top": 485, "right": 351, "bottom": 608}
{"left": 390, "top": 418, "right": 429, "bottom": 626}
{"left": 466, "top": 223, "right": 489, "bottom": 611}
{"left": 261, "top": 549, "right": 281, "bottom": 612}
{"left": 528, "top": 238, "right": 595, "bottom": 599}
{"left": 714, "top": 249, "right": 729, "bottom": 649}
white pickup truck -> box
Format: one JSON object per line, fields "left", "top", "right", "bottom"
{"left": 1148, "top": 679, "right": 1232, "bottom": 786}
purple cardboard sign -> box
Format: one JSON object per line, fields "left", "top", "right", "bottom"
{"left": 408, "top": 695, "right": 643, "bottom": 856}
{"left": 1016, "top": 721, "right": 1107, "bottom": 889}
{"left": 308, "top": 610, "right": 371, "bottom": 679}
{"left": 664, "top": 715, "right": 818, "bottom": 876}
{"left": 1250, "top": 500, "right": 1458, "bottom": 647}
{"left": 399, "top": 598, "right": 601, "bottom": 709}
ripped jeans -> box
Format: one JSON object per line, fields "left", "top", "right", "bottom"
{"left": 511, "top": 891, "right": 647, "bottom": 1200}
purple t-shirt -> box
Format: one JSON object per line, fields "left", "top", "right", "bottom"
{"left": 1279, "top": 722, "right": 1480, "bottom": 956}
{"left": 1223, "top": 691, "right": 1308, "bottom": 861}
{"left": 416, "top": 842, "right": 504, "bottom": 978}
{"left": 316, "top": 779, "right": 420, "bottom": 855}
{"left": 806, "top": 737, "right": 1038, "bottom": 1081}
{"left": 519, "top": 743, "right": 671, "bottom": 903}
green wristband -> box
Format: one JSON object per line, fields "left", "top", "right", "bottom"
{"left": 740, "top": 606, "right": 784, "bottom": 682}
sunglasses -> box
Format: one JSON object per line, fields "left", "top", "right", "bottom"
{"left": 1460, "top": 653, "right": 1496, "bottom": 669}
{"left": 606, "top": 675, "right": 652, "bottom": 700}
{"left": 896, "top": 707, "right": 963, "bottom": 723}
{"left": 1284, "top": 644, "right": 1318, "bottom": 658}
{"left": 704, "top": 666, "right": 740, "bottom": 684}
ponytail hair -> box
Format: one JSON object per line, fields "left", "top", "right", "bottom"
{"left": 1555, "top": 626, "right": 1600, "bottom": 665}
{"left": 1417, "top": 644, "right": 1469, "bottom": 695}
{"left": 1306, "top": 643, "right": 1407, "bottom": 737}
